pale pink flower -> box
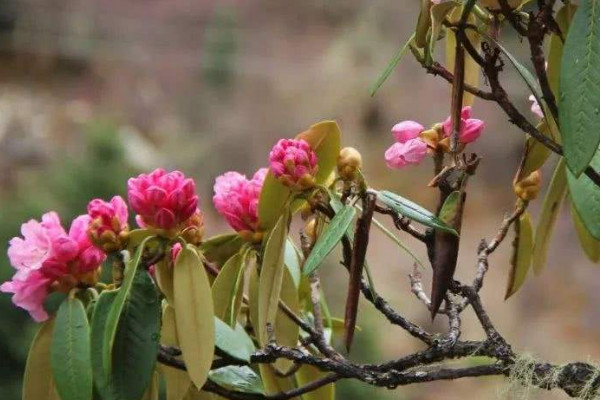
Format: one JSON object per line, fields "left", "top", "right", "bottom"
{"left": 529, "top": 95, "right": 543, "bottom": 118}
{"left": 2, "top": 212, "right": 105, "bottom": 321}
{"left": 391, "top": 121, "right": 424, "bottom": 143}
{"left": 385, "top": 139, "right": 428, "bottom": 169}
{"left": 87, "top": 196, "right": 129, "bottom": 251}
{"left": 213, "top": 168, "right": 267, "bottom": 233}
{"left": 128, "top": 168, "right": 199, "bottom": 230}
{"left": 269, "top": 139, "right": 318, "bottom": 190}
{"left": 441, "top": 106, "right": 485, "bottom": 144}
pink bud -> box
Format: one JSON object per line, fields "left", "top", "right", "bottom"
{"left": 385, "top": 138, "right": 428, "bottom": 169}
{"left": 128, "top": 168, "right": 199, "bottom": 230}
{"left": 391, "top": 121, "right": 424, "bottom": 143}
{"left": 441, "top": 106, "right": 484, "bottom": 144}
{"left": 213, "top": 168, "right": 267, "bottom": 235}
{"left": 269, "top": 139, "right": 318, "bottom": 190}
{"left": 529, "top": 95, "right": 543, "bottom": 119}
{"left": 87, "top": 196, "right": 129, "bottom": 252}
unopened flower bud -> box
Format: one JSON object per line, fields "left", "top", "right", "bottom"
{"left": 180, "top": 210, "right": 205, "bottom": 246}
{"left": 269, "top": 138, "right": 319, "bottom": 190}
{"left": 337, "top": 147, "right": 363, "bottom": 181}
{"left": 304, "top": 218, "right": 317, "bottom": 243}
{"left": 391, "top": 121, "right": 424, "bottom": 143}
{"left": 385, "top": 138, "right": 428, "bottom": 169}
{"left": 514, "top": 170, "right": 542, "bottom": 201}
{"left": 87, "top": 196, "right": 129, "bottom": 253}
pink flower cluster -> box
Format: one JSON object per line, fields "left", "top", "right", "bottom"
{"left": 385, "top": 121, "right": 429, "bottom": 169}
{"left": 213, "top": 168, "right": 267, "bottom": 241}
{"left": 88, "top": 196, "right": 129, "bottom": 252}
{"left": 1, "top": 212, "right": 105, "bottom": 321}
{"left": 128, "top": 169, "right": 199, "bottom": 231}
{"left": 441, "top": 106, "right": 484, "bottom": 144}
{"left": 269, "top": 139, "right": 318, "bottom": 190}
{"left": 386, "top": 107, "right": 484, "bottom": 169}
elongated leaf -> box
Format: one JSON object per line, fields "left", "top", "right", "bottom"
{"left": 370, "top": 33, "right": 415, "bottom": 96}
{"left": 258, "top": 211, "right": 289, "bottom": 346}
{"left": 284, "top": 239, "right": 302, "bottom": 287}
{"left": 516, "top": 124, "right": 553, "bottom": 182}
{"left": 111, "top": 266, "right": 161, "bottom": 400}
{"left": 560, "top": 0, "right": 600, "bottom": 176}
{"left": 296, "top": 366, "right": 335, "bottom": 400}
{"left": 273, "top": 267, "right": 300, "bottom": 373}
{"left": 209, "top": 366, "right": 264, "bottom": 395}
{"left": 571, "top": 201, "right": 600, "bottom": 263}
{"left": 23, "top": 319, "right": 60, "bottom": 400}
{"left": 415, "top": 0, "right": 432, "bottom": 48}
{"left": 212, "top": 251, "right": 246, "bottom": 326}
{"left": 103, "top": 236, "right": 153, "bottom": 375}
{"left": 426, "top": 2, "right": 459, "bottom": 65}
{"left": 548, "top": 3, "right": 577, "bottom": 96}
{"left": 568, "top": 146, "right": 600, "bottom": 241}
{"left": 303, "top": 205, "right": 356, "bottom": 276}
{"left": 214, "top": 317, "right": 255, "bottom": 362}
{"left": 258, "top": 365, "right": 294, "bottom": 395}
{"left": 91, "top": 290, "right": 118, "bottom": 398}
{"left": 174, "top": 244, "right": 216, "bottom": 389}
{"left": 533, "top": 159, "right": 568, "bottom": 275}
{"left": 199, "top": 234, "right": 244, "bottom": 268}
{"left": 378, "top": 190, "right": 458, "bottom": 235}
{"left": 160, "top": 304, "right": 192, "bottom": 400}
{"left": 506, "top": 212, "right": 534, "bottom": 299}
{"left": 248, "top": 262, "right": 260, "bottom": 340}
{"left": 143, "top": 372, "right": 159, "bottom": 400}
{"left": 155, "top": 258, "right": 174, "bottom": 305}
{"left": 51, "top": 297, "right": 93, "bottom": 400}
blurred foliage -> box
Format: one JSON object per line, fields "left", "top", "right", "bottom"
{"left": 0, "top": 120, "right": 136, "bottom": 400}
{"left": 202, "top": 5, "right": 239, "bottom": 91}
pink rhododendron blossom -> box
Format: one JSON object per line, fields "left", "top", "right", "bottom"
{"left": 529, "top": 95, "right": 543, "bottom": 119}
{"left": 87, "top": 196, "right": 129, "bottom": 251}
{"left": 441, "top": 106, "right": 485, "bottom": 144}
{"left": 213, "top": 168, "right": 267, "bottom": 235}
{"left": 128, "top": 168, "right": 199, "bottom": 230}
{"left": 269, "top": 139, "right": 318, "bottom": 190}
{"left": 385, "top": 138, "right": 428, "bottom": 169}
{"left": 1, "top": 212, "right": 106, "bottom": 321}
{"left": 391, "top": 121, "right": 425, "bottom": 143}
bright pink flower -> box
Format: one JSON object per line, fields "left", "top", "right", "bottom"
{"left": 269, "top": 139, "right": 318, "bottom": 190}
{"left": 391, "top": 121, "right": 424, "bottom": 143}
{"left": 441, "top": 106, "right": 485, "bottom": 144}
{"left": 529, "top": 95, "right": 543, "bottom": 118}
{"left": 213, "top": 168, "right": 267, "bottom": 233}
{"left": 2, "top": 212, "right": 105, "bottom": 321}
{"left": 128, "top": 168, "right": 199, "bottom": 230}
{"left": 385, "top": 138, "right": 428, "bottom": 169}
{"left": 87, "top": 196, "right": 129, "bottom": 251}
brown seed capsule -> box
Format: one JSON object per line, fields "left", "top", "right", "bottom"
{"left": 337, "top": 147, "right": 363, "bottom": 180}
{"left": 514, "top": 170, "right": 542, "bottom": 201}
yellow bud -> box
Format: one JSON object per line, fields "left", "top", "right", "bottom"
{"left": 337, "top": 147, "right": 363, "bottom": 180}
{"left": 514, "top": 170, "right": 542, "bottom": 201}
{"left": 304, "top": 219, "right": 317, "bottom": 243}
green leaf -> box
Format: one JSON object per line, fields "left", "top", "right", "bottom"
{"left": 211, "top": 251, "right": 246, "bottom": 326}
{"left": 516, "top": 124, "right": 553, "bottom": 182}
{"left": 214, "top": 317, "right": 255, "bottom": 362}
{"left": 567, "top": 147, "right": 600, "bottom": 240}
{"left": 415, "top": 0, "right": 432, "bottom": 48}
{"left": 24, "top": 319, "right": 60, "bottom": 400}
{"left": 258, "top": 211, "right": 290, "bottom": 346}
{"left": 51, "top": 297, "right": 93, "bottom": 400}
{"left": 377, "top": 190, "right": 458, "bottom": 235}
{"left": 560, "top": 0, "right": 600, "bottom": 176}
{"left": 209, "top": 366, "right": 264, "bottom": 395}
{"left": 302, "top": 205, "right": 356, "bottom": 276}
{"left": 370, "top": 33, "right": 415, "bottom": 96}
{"left": 284, "top": 239, "right": 302, "bottom": 288}
{"left": 199, "top": 233, "right": 244, "bottom": 267}
{"left": 155, "top": 258, "right": 174, "bottom": 305}
{"left": 110, "top": 266, "right": 161, "bottom": 400}
{"left": 296, "top": 366, "right": 335, "bottom": 400}
{"left": 438, "top": 191, "right": 461, "bottom": 225}
{"left": 91, "top": 290, "right": 118, "bottom": 398}
{"left": 505, "top": 212, "right": 534, "bottom": 299}
{"left": 103, "top": 236, "right": 153, "bottom": 375}
{"left": 159, "top": 304, "right": 192, "bottom": 400}
{"left": 174, "top": 244, "right": 216, "bottom": 389}
{"left": 570, "top": 201, "right": 600, "bottom": 262}
{"left": 533, "top": 159, "right": 568, "bottom": 275}
{"left": 426, "top": 2, "right": 459, "bottom": 65}
{"left": 273, "top": 267, "right": 300, "bottom": 373}
{"left": 548, "top": 3, "right": 578, "bottom": 96}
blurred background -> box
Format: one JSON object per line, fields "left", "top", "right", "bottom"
{"left": 0, "top": 1, "right": 597, "bottom": 399}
